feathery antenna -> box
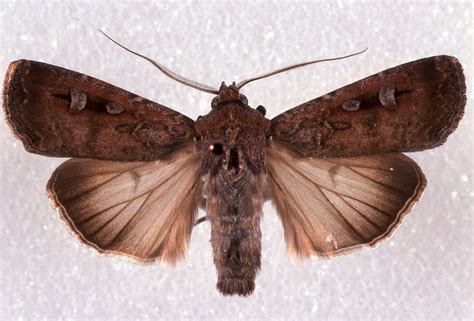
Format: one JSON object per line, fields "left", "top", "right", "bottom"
{"left": 236, "top": 48, "right": 368, "bottom": 89}
{"left": 99, "top": 30, "right": 219, "bottom": 95}
{"left": 100, "top": 30, "right": 367, "bottom": 95}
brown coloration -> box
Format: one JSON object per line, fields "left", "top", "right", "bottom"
{"left": 271, "top": 56, "right": 466, "bottom": 157}
{"left": 2, "top": 55, "right": 467, "bottom": 297}
{"left": 195, "top": 84, "right": 270, "bottom": 295}
{"left": 204, "top": 172, "right": 266, "bottom": 296}
{"left": 3, "top": 60, "right": 196, "bottom": 161}
{"left": 217, "top": 82, "right": 241, "bottom": 103}
{"left": 47, "top": 144, "right": 202, "bottom": 264}
{"left": 267, "top": 141, "right": 426, "bottom": 258}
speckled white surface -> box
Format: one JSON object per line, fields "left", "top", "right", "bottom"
{"left": 0, "top": 1, "right": 472, "bottom": 320}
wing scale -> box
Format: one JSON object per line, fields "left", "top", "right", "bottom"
{"left": 270, "top": 56, "right": 465, "bottom": 158}
{"left": 3, "top": 60, "right": 196, "bottom": 161}
{"left": 47, "top": 145, "right": 202, "bottom": 264}
{"left": 266, "top": 141, "right": 426, "bottom": 259}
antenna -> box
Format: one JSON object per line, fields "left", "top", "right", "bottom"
{"left": 99, "top": 30, "right": 219, "bottom": 95}
{"left": 236, "top": 48, "right": 368, "bottom": 89}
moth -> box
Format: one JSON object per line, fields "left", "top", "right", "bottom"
{"left": 3, "top": 33, "right": 466, "bottom": 297}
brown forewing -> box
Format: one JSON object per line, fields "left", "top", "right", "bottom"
{"left": 3, "top": 60, "right": 196, "bottom": 161}
{"left": 271, "top": 56, "right": 466, "bottom": 157}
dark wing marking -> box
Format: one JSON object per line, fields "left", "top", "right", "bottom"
{"left": 3, "top": 60, "right": 196, "bottom": 161}
{"left": 271, "top": 56, "right": 466, "bottom": 157}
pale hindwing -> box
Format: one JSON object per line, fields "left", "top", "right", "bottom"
{"left": 47, "top": 145, "right": 202, "bottom": 264}
{"left": 266, "top": 142, "right": 426, "bottom": 259}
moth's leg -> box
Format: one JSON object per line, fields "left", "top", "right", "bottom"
{"left": 194, "top": 197, "right": 208, "bottom": 226}
{"left": 194, "top": 216, "right": 208, "bottom": 226}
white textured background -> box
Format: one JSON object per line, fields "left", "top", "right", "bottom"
{"left": 0, "top": 1, "right": 472, "bottom": 320}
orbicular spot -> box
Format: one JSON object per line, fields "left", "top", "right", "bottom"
{"left": 331, "top": 121, "right": 351, "bottom": 130}
{"left": 378, "top": 83, "right": 397, "bottom": 110}
{"left": 342, "top": 99, "right": 361, "bottom": 112}
{"left": 105, "top": 102, "right": 125, "bottom": 115}
{"left": 69, "top": 87, "right": 87, "bottom": 114}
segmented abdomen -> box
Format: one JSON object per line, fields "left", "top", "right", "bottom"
{"left": 205, "top": 172, "right": 266, "bottom": 296}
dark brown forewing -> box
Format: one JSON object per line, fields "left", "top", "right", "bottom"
{"left": 271, "top": 56, "right": 466, "bottom": 157}
{"left": 3, "top": 60, "right": 196, "bottom": 161}
{"left": 47, "top": 144, "right": 202, "bottom": 264}
{"left": 266, "top": 141, "right": 426, "bottom": 259}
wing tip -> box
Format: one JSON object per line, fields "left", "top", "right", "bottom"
{"left": 2, "top": 60, "right": 56, "bottom": 157}
{"left": 428, "top": 55, "right": 467, "bottom": 149}
{"left": 3, "top": 60, "right": 34, "bottom": 150}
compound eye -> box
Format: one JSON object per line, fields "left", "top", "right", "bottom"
{"left": 239, "top": 94, "right": 248, "bottom": 105}
{"left": 211, "top": 97, "right": 219, "bottom": 109}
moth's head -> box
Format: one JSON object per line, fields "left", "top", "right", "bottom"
{"left": 211, "top": 82, "right": 249, "bottom": 109}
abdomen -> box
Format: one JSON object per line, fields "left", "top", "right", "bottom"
{"left": 205, "top": 172, "right": 266, "bottom": 296}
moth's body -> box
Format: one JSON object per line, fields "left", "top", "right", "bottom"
{"left": 195, "top": 83, "right": 270, "bottom": 295}
{"left": 2, "top": 53, "right": 466, "bottom": 296}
